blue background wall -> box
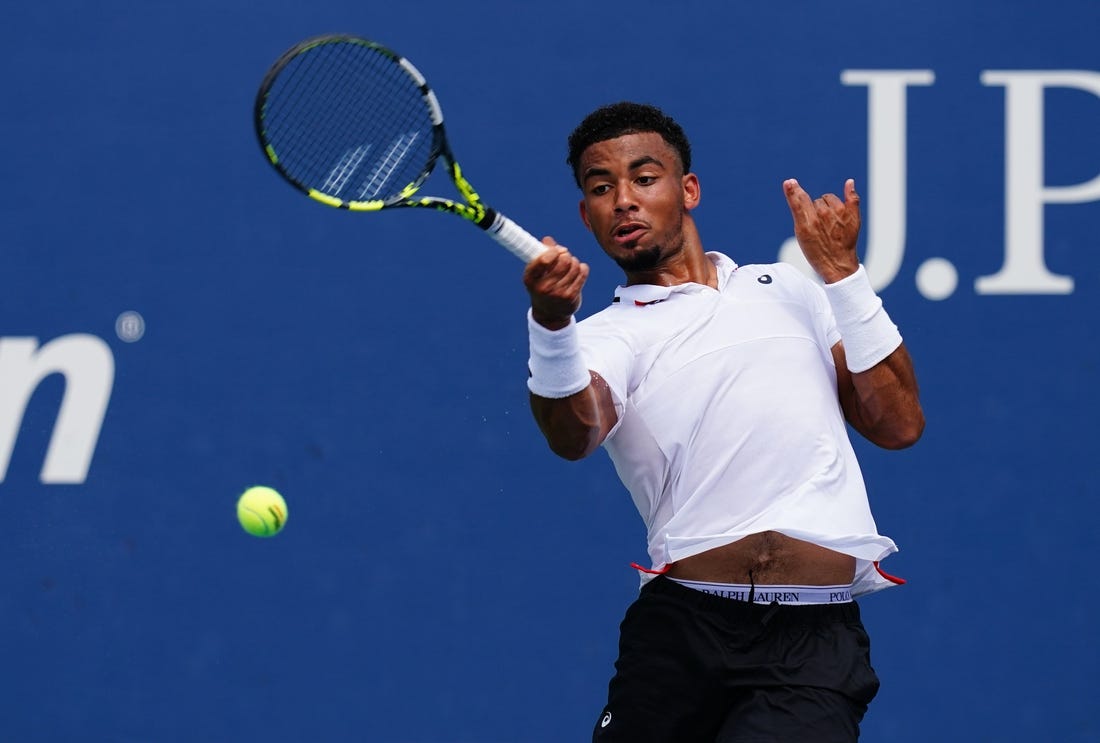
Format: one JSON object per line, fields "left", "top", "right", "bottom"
{"left": 2, "top": 1, "right": 1098, "bottom": 740}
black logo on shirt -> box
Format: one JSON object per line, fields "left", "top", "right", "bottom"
{"left": 758, "top": 274, "right": 773, "bottom": 284}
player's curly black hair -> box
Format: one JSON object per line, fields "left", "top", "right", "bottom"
{"left": 567, "top": 102, "right": 692, "bottom": 188}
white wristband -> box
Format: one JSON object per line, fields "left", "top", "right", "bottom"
{"left": 526, "top": 309, "right": 591, "bottom": 398}
{"left": 823, "top": 265, "right": 903, "bottom": 373}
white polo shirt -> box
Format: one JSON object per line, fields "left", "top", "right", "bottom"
{"left": 577, "top": 252, "right": 899, "bottom": 597}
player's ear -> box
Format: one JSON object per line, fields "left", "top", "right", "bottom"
{"left": 683, "top": 173, "right": 701, "bottom": 210}
{"left": 579, "top": 199, "right": 593, "bottom": 231}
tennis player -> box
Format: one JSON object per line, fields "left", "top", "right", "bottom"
{"left": 522, "top": 102, "right": 924, "bottom": 742}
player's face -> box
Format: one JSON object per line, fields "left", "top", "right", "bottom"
{"left": 577, "top": 132, "right": 699, "bottom": 272}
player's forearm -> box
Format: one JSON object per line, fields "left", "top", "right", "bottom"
{"left": 524, "top": 307, "right": 605, "bottom": 460}
{"left": 822, "top": 265, "right": 924, "bottom": 449}
{"left": 846, "top": 344, "right": 925, "bottom": 449}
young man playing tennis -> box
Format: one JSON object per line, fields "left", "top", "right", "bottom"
{"left": 522, "top": 102, "right": 924, "bottom": 742}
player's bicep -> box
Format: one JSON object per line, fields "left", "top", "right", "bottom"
{"left": 529, "top": 370, "right": 618, "bottom": 461}
{"left": 588, "top": 370, "right": 620, "bottom": 443}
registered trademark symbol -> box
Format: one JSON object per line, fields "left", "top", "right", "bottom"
{"left": 115, "top": 311, "right": 145, "bottom": 342}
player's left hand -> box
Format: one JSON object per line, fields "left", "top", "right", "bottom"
{"left": 783, "top": 178, "right": 861, "bottom": 284}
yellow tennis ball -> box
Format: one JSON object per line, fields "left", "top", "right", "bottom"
{"left": 236, "top": 486, "right": 288, "bottom": 537}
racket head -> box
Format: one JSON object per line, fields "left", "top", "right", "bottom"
{"left": 254, "top": 34, "right": 446, "bottom": 211}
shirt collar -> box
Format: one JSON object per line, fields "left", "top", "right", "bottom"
{"left": 611, "top": 252, "right": 739, "bottom": 306}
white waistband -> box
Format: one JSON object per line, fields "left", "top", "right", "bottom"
{"left": 668, "top": 578, "right": 854, "bottom": 605}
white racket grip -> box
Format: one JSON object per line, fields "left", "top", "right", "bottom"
{"left": 486, "top": 212, "right": 549, "bottom": 263}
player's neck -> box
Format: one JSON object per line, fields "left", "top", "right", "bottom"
{"left": 623, "top": 220, "right": 714, "bottom": 289}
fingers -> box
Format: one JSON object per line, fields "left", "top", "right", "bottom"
{"left": 844, "top": 178, "right": 859, "bottom": 206}
{"left": 784, "top": 178, "right": 844, "bottom": 235}
{"left": 527, "top": 243, "right": 584, "bottom": 285}
{"left": 819, "top": 178, "right": 859, "bottom": 213}
{"left": 540, "top": 250, "right": 587, "bottom": 294}
{"left": 525, "top": 241, "right": 588, "bottom": 322}
{"left": 818, "top": 192, "right": 843, "bottom": 211}
{"left": 784, "top": 178, "right": 860, "bottom": 217}
{"left": 783, "top": 178, "right": 813, "bottom": 220}
{"left": 783, "top": 178, "right": 862, "bottom": 281}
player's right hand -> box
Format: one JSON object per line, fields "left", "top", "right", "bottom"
{"left": 524, "top": 238, "right": 589, "bottom": 330}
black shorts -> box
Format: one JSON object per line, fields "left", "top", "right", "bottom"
{"left": 592, "top": 576, "right": 881, "bottom": 743}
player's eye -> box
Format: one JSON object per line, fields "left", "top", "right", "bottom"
{"left": 590, "top": 184, "right": 612, "bottom": 196}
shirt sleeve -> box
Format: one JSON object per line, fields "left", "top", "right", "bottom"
{"left": 576, "top": 312, "right": 632, "bottom": 420}
{"left": 819, "top": 285, "right": 842, "bottom": 348}
{"left": 796, "top": 266, "right": 841, "bottom": 349}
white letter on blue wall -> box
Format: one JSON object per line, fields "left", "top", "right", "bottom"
{"left": 0, "top": 334, "right": 114, "bottom": 484}
{"left": 840, "top": 70, "right": 935, "bottom": 291}
{"left": 977, "top": 71, "right": 1100, "bottom": 294}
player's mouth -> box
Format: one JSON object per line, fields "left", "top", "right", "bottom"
{"left": 612, "top": 221, "right": 648, "bottom": 246}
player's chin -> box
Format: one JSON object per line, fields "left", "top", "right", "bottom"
{"left": 611, "top": 244, "right": 662, "bottom": 272}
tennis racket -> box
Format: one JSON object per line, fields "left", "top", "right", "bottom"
{"left": 253, "top": 34, "right": 547, "bottom": 263}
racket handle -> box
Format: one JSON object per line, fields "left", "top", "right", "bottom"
{"left": 484, "top": 211, "right": 549, "bottom": 263}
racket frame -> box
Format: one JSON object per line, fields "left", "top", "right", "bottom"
{"left": 254, "top": 34, "right": 546, "bottom": 261}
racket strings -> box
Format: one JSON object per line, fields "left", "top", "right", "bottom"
{"left": 260, "top": 39, "right": 438, "bottom": 203}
